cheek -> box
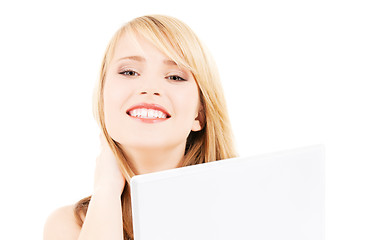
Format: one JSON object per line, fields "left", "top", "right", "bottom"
{"left": 103, "top": 79, "right": 132, "bottom": 138}
{"left": 105, "top": 77, "right": 130, "bottom": 104}
{"left": 172, "top": 85, "right": 200, "bottom": 119}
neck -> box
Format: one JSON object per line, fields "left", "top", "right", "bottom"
{"left": 121, "top": 143, "right": 186, "bottom": 175}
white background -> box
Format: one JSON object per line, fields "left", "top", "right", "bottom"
{"left": 0, "top": 0, "right": 371, "bottom": 239}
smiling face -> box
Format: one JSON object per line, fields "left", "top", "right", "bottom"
{"left": 103, "top": 33, "right": 202, "bottom": 153}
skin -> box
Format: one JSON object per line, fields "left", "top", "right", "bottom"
{"left": 43, "top": 33, "right": 203, "bottom": 240}
{"left": 104, "top": 33, "right": 202, "bottom": 174}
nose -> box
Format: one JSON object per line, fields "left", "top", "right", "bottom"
{"left": 138, "top": 75, "right": 162, "bottom": 96}
{"left": 140, "top": 91, "right": 160, "bottom": 96}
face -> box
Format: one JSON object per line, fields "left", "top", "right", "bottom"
{"left": 103, "top": 33, "right": 202, "bottom": 152}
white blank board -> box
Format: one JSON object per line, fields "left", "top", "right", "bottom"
{"left": 131, "top": 145, "right": 325, "bottom": 240}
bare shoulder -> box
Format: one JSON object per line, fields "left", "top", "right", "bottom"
{"left": 43, "top": 204, "right": 82, "bottom": 240}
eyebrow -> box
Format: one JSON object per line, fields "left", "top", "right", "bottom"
{"left": 117, "top": 56, "right": 178, "bottom": 66}
{"left": 117, "top": 56, "right": 145, "bottom": 62}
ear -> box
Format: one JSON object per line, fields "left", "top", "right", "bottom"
{"left": 191, "top": 106, "right": 204, "bottom": 132}
{"left": 191, "top": 119, "right": 202, "bottom": 132}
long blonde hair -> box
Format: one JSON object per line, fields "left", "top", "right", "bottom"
{"left": 74, "top": 15, "right": 237, "bottom": 239}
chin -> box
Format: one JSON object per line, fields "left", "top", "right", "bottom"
{"left": 108, "top": 128, "right": 188, "bottom": 150}
{"left": 119, "top": 137, "right": 185, "bottom": 152}
{"left": 124, "top": 141, "right": 175, "bottom": 150}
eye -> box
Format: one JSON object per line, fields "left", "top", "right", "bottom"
{"left": 167, "top": 75, "right": 186, "bottom": 81}
{"left": 119, "top": 70, "right": 139, "bottom": 76}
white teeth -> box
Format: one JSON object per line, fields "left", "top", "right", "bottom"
{"left": 132, "top": 109, "right": 138, "bottom": 117}
{"left": 129, "top": 108, "right": 167, "bottom": 119}
{"left": 148, "top": 110, "right": 155, "bottom": 118}
{"left": 140, "top": 109, "right": 147, "bottom": 117}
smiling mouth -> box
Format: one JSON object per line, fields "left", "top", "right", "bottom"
{"left": 126, "top": 103, "right": 171, "bottom": 122}
{"left": 127, "top": 108, "right": 170, "bottom": 119}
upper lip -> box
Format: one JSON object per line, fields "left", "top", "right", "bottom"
{"left": 126, "top": 103, "right": 171, "bottom": 117}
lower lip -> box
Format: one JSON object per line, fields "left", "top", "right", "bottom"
{"left": 128, "top": 115, "right": 169, "bottom": 123}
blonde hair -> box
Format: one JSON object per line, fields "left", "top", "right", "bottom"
{"left": 74, "top": 15, "right": 237, "bottom": 239}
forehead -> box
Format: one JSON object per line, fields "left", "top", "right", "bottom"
{"left": 111, "top": 33, "right": 170, "bottom": 64}
{"left": 109, "top": 31, "right": 193, "bottom": 73}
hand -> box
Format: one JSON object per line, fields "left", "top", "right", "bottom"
{"left": 93, "top": 133, "right": 126, "bottom": 196}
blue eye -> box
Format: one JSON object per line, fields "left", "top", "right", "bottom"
{"left": 120, "top": 70, "right": 139, "bottom": 76}
{"left": 167, "top": 75, "right": 186, "bottom": 81}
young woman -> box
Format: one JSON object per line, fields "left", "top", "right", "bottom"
{"left": 44, "top": 15, "right": 237, "bottom": 240}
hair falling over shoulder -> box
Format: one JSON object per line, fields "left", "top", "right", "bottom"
{"left": 74, "top": 14, "right": 237, "bottom": 239}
